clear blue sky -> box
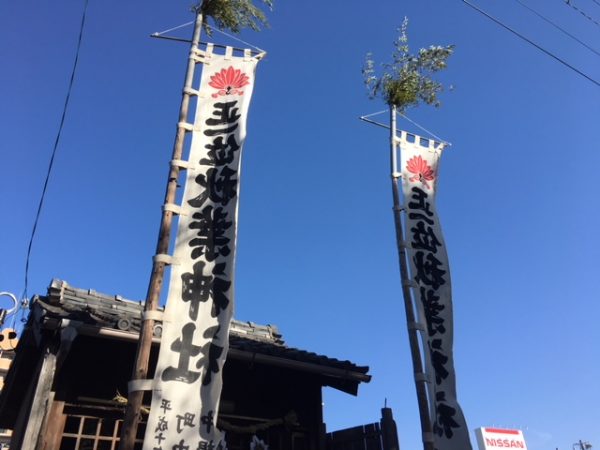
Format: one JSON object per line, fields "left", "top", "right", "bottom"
{"left": 2, "top": 1, "right": 599, "bottom": 449}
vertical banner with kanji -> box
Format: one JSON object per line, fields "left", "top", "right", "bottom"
{"left": 399, "top": 132, "right": 472, "bottom": 450}
{"left": 144, "top": 46, "right": 261, "bottom": 450}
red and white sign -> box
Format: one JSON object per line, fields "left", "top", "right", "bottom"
{"left": 475, "top": 428, "right": 528, "bottom": 450}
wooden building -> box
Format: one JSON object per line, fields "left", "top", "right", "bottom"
{"left": 0, "top": 280, "right": 399, "bottom": 450}
{"left": 0, "top": 328, "right": 18, "bottom": 449}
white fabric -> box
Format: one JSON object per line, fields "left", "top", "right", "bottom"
{"left": 144, "top": 46, "right": 259, "bottom": 450}
{"left": 399, "top": 131, "right": 472, "bottom": 450}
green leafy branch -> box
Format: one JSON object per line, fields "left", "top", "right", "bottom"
{"left": 196, "top": 0, "right": 274, "bottom": 35}
{"left": 362, "top": 18, "right": 455, "bottom": 112}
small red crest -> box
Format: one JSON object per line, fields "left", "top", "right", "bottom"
{"left": 208, "top": 66, "right": 250, "bottom": 98}
{"left": 406, "top": 155, "right": 436, "bottom": 189}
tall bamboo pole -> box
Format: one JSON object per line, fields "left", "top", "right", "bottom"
{"left": 118, "top": 10, "right": 204, "bottom": 450}
{"left": 389, "top": 106, "right": 435, "bottom": 450}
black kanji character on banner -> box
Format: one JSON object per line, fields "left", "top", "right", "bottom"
{"left": 201, "top": 410, "right": 214, "bottom": 434}
{"left": 200, "top": 134, "right": 240, "bottom": 167}
{"left": 162, "top": 323, "right": 201, "bottom": 383}
{"left": 189, "top": 205, "right": 232, "bottom": 261}
{"left": 413, "top": 251, "right": 447, "bottom": 290}
{"left": 155, "top": 433, "right": 166, "bottom": 445}
{"left": 411, "top": 221, "right": 442, "bottom": 253}
{"left": 429, "top": 338, "right": 449, "bottom": 384}
{"left": 433, "top": 391, "right": 460, "bottom": 439}
{"left": 420, "top": 287, "right": 446, "bottom": 336}
{"left": 173, "top": 440, "right": 190, "bottom": 450}
{"left": 188, "top": 166, "right": 238, "bottom": 208}
{"left": 155, "top": 416, "right": 168, "bottom": 433}
{"left": 409, "top": 211, "right": 434, "bottom": 226}
{"left": 160, "top": 399, "right": 172, "bottom": 414}
{"left": 176, "top": 413, "right": 196, "bottom": 433}
{"left": 153, "top": 447, "right": 162, "bottom": 450}
{"left": 204, "top": 101, "right": 241, "bottom": 136}
{"left": 408, "top": 187, "right": 434, "bottom": 216}
{"left": 181, "top": 261, "right": 231, "bottom": 320}
{"left": 197, "top": 340, "right": 224, "bottom": 386}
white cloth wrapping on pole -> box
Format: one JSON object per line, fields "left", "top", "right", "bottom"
{"left": 399, "top": 132, "right": 472, "bottom": 450}
{"left": 144, "top": 47, "right": 260, "bottom": 450}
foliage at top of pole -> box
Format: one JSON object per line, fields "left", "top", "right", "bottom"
{"left": 362, "top": 18, "right": 454, "bottom": 112}
{"left": 197, "top": 0, "right": 274, "bottom": 35}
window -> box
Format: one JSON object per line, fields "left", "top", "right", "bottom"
{"left": 60, "top": 414, "right": 145, "bottom": 450}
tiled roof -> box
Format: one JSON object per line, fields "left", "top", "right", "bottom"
{"left": 34, "top": 279, "right": 370, "bottom": 393}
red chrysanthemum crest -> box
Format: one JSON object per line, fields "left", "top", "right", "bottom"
{"left": 406, "top": 155, "right": 436, "bottom": 189}
{"left": 208, "top": 66, "right": 250, "bottom": 98}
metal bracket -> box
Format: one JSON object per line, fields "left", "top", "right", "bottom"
{"left": 183, "top": 87, "right": 200, "bottom": 96}
{"left": 143, "top": 310, "right": 164, "bottom": 322}
{"left": 178, "top": 121, "right": 194, "bottom": 132}
{"left": 153, "top": 254, "right": 178, "bottom": 265}
{"left": 408, "top": 322, "right": 426, "bottom": 332}
{"left": 170, "top": 159, "right": 192, "bottom": 170}
{"left": 415, "top": 372, "right": 430, "bottom": 383}
{"left": 422, "top": 432, "right": 435, "bottom": 443}
{"left": 128, "top": 379, "right": 153, "bottom": 393}
{"left": 402, "top": 279, "right": 416, "bottom": 288}
{"left": 162, "top": 203, "right": 185, "bottom": 216}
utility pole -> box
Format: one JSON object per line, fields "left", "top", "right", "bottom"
{"left": 574, "top": 441, "right": 593, "bottom": 450}
{"left": 389, "top": 106, "right": 434, "bottom": 450}
{"left": 118, "top": 9, "right": 204, "bottom": 450}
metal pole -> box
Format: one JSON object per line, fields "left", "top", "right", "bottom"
{"left": 118, "top": 10, "right": 204, "bottom": 450}
{"left": 389, "top": 106, "right": 435, "bottom": 450}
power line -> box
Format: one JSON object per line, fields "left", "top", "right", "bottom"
{"left": 23, "top": 0, "right": 89, "bottom": 302}
{"left": 461, "top": 0, "right": 600, "bottom": 88}
{"left": 515, "top": 0, "right": 600, "bottom": 57}
{"left": 565, "top": 0, "right": 600, "bottom": 27}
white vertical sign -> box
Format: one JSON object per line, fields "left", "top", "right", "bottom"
{"left": 144, "top": 46, "right": 261, "bottom": 450}
{"left": 399, "top": 132, "right": 472, "bottom": 450}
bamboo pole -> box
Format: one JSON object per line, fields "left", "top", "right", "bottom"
{"left": 118, "top": 10, "right": 204, "bottom": 450}
{"left": 389, "top": 106, "right": 435, "bottom": 450}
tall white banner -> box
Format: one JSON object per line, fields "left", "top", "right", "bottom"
{"left": 399, "top": 132, "right": 472, "bottom": 450}
{"left": 144, "top": 47, "right": 261, "bottom": 450}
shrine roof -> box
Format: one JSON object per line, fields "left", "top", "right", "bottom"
{"left": 34, "top": 279, "right": 371, "bottom": 392}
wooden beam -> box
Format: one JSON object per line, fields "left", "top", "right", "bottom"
{"left": 20, "top": 343, "right": 58, "bottom": 450}
{"left": 41, "top": 400, "right": 66, "bottom": 450}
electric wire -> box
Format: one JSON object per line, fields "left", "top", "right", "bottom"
{"left": 22, "top": 0, "right": 89, "bottom": 306}
{"left": 461, "top": 0, "right": 600, "bottom": 88}
{"left": 565, "top": 0, "right": 600, "bottom": 27}
{"left": 515, "top": 0, "right": 600, "bottom": 57}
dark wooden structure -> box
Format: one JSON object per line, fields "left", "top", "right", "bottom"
{"left": 0, "top": 280, "right": 399, "bottom": 450}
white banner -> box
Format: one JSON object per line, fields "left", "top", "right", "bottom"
{"left": 144, "top": 47, "right": 261, "bottom": 450}
{"left": 399, "top": 132, "right": 472, "bottom": 450}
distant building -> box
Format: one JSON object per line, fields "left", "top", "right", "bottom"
{"left": 0, "top": 280, "right": 399, "bottom": 450}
